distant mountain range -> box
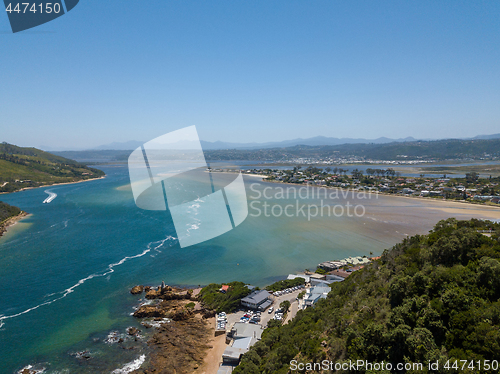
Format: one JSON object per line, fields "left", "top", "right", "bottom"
{"left": 90, "top": 134, "right": 500, "bottom": 151}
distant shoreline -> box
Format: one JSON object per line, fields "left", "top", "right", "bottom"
{"left": 0, "top": 175, "right": 106, "bottom": 196}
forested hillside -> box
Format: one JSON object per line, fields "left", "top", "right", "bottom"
{"left": 234, "top": 219, "right": 500, "bottom": 374}
{"left": 0, "top": 142, "right": 105, "bottom": 193}
{"left": 0, "top": 201, "right": 21, "bottom": 223}
{"left": 0, "top": 201, "right": 24, "bottom": 237}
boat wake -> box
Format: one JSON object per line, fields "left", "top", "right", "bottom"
{"left": 43, "top": 190, "right": 57, "bottom": 204}
{"left": 0, "top": 236, "right": 176, "bottom": 329}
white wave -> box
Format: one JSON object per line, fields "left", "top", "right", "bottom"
{"left": 0, "top": 236, "right": 176, "bottom": 327}
{"left": 148, "top": 318, "right": 171, "bottom": 328}
{"left": 105, "top": 330, "right": 123, "bottom": 344}
{"left": 43, "top": 190, "right": 57, "bottom": 204}
{"left": 111, "top": 355, "right": 146, "bottom": 374}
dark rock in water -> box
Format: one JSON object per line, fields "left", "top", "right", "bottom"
{"left": 130, "top": 285, "right": 144, "bottom": 294}
{"left": 105, "top": 331, "right": 122, "bottom": 344}
{"left": 144, "top": 286, "right": 152, "bottom": 292}
{"left": 71, "top": 350, "right": 92, "bottom": 360}
{"left": 19, "top": 368, "right": 41, "bottom": 374}
{"left": 133, "top": 305, "right": 166, "bottom": 318}
{"left": 127, "top": 326, "right": 140, "bottom": 335}
{"left": 141, "top": 322, "right": 153, "bottom": 329}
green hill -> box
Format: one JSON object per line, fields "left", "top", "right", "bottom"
{"left": 0, "top": 142, "right": 105, "bottom": 193}
{"left": 234, "top": 219, "right": 500, "bottom": 374}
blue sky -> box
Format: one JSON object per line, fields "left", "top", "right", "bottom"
{"left": 1, "top": 0, "right": 499, "bottom": 149}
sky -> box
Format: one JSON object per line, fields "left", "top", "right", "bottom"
{"left": 1, "top": 0, "right": 499, "bottom": 150}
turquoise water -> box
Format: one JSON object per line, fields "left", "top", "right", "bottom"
{"left": 1, "top": 165, "right": 496, "bottom": 373}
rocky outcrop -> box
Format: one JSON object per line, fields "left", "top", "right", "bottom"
{"left": 130, "top": 317, "right": 212, "bottom": 374}
{"left": 127, "top": 327, "right": 140, "bottom": 335}
{"left": 133, "top": 305, "right": 166, "bottom": 318}
{"left": 130, "top": 285, "right": 144, "bottom": 295}
{"left": 145, "top": 289, "right": 161, "bottom": 299}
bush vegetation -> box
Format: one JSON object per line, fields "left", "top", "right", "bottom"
{"left": 0, "top": 201, "right": 21, "bottom": 223}
{"left": 266, "top": 277, "right": 306, "bottom": 292}
{"left": 198, "top": 281, "right": 252, "bottom": 313}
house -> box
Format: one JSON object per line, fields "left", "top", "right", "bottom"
{"left": 473, "top": 195, "right": 495, "bottom": 201}
{"left": 222, "top": 347, "right": 248, "bottom": 365}
{"left": 222, "top": 322, "right": 263, "bottom": 364}
{"left": 318, "top": 261, "right": 343, "bottom": 271}
{"left": 304, "top": 284, "right": 330, "bottom": 308}
{"left": 311, "top": 278, "right": 335, "bottom": 286}
{"left": 326, "top": 274, "right": 346, "bottom": 283}
{"left": 241, "top": 290, "right": 271, "bottom": 310}
{"left": 220, "top": 285, "right": 230, "bottom": 293}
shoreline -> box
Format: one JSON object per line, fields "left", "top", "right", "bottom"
{"left": 0, "top": 211, "right": 30, "bottom": 238}
{"left": 0, "top": 175, "right": 106, "bottom": 196}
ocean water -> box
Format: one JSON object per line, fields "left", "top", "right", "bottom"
{"left": 1, "top": 165, "right": 498, "bottom": 374}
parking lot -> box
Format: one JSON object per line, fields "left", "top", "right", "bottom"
{"left": 260, "top": 285, "right": 305, "bottom": 327}
{"left": 220, "top": 285, "right": 307, "bottom": 331}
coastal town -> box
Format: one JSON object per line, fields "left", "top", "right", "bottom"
{"left": 211, "top": 166, "right": 500, "bottom": 205}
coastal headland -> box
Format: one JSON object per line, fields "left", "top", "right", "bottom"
{"left": 0, "top": 210, "right": 29, "bottom": 238}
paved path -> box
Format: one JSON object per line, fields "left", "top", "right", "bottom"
{"left": 284, "top": 299, "right": 298, "bottom": 324}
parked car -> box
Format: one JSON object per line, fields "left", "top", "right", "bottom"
{"left": 268, "top": 307, "right": 274, "bottom": 314}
